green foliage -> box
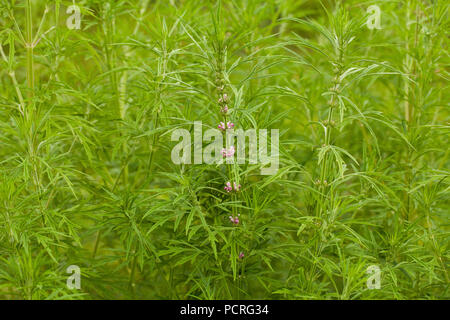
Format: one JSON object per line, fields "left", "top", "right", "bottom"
{"left": 0, "top": 0, "right": 448, "bottom": 300}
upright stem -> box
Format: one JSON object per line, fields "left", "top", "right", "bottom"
{"left": 404, "top": 0, "right": 413, "bottom": 124}
{"left": 25, "top": 0, "right": 44, "bottom": 228}
{"left": 26, "top": 0, "right": 34, "bottom": 98}
{"left": 317, "top": 44, "right": 343, "bottom": 218}
{"left": 403, "top": 0, "right": 419, "bottom": 221}
{"left": 309, "top": 36, "right": 344, "bottom": 290}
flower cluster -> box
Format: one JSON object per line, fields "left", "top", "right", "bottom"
{"left": 229, "top": 214, "right": 240, "bottom": 225}
{"left": 218, "top": 92, "right": 229, "bottom": 115}
{"left": 314, "top": 179, "right": 329, "bottom": 187}
{"left": 218, "top": 93, "right": 228, "bottom": 104}
{"left": 221, "top": 146, "right": 235, "bottom": 158}
{"left": 217, "top": 78, "right": 242, "bottom": 231}
{"left": 218, "top": 121, "right": 235, "bottom": 131}
{"left": 220, "top": 105, "right": 229, "bottom": 114}
{"left": 224, "top": 181, "right": 241, "bottom": 193}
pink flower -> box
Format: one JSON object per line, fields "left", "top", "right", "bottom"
{"left": 224, "top": 181, "right": 241, "bottom": 193}
{"left": 218, "top": 121, "right": 234, "bottom": 131}
{"left": 222, "top": 146, "right": 235, "bottom": 158}
{"left": 238, "top": 252, "right": 245, "bottom": 259}
{"left": 229, "top": 214, "right": 240, "bottom": 225}
{"left": 224, "top": 182, "right": 233, "bottom": 192}
{"left": 218, "top": 94, "right": 229, "bottom": 104}
{"left": 221, "top": 105, "right": 229, "bottom": 114}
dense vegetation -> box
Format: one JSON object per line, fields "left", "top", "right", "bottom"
{"left": 0, "top": 0, "right": 448, "bottom": 299}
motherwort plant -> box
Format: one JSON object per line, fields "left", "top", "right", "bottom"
{"left": 0, "top": 0, "right": 447, "bottom": 300}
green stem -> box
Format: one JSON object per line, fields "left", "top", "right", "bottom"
{"left": 26, "top": 0, "right": 34, "bottom": 98}
{"left": 310, "top": 36, "right": 344, "bottom": 290}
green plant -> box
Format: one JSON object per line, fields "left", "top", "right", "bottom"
{"left": 0, "top": 0, "right": 448, "bottom": 300}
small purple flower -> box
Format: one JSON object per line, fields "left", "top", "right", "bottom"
{"left": 218, "top": 122, "right": 226, "bottom": 130}
{"left": 229, "top": 214, "right": 240, "bottom": 225}
{"left": 238, "top": 252, "right": 245, "bottom": 259}
{"left": 218, "top": 121, "right": 234, "bottom": 131}
{"left": 221, "top": 105, "right": 229, "bottom": 114}
{"left": 222, "top": 146, "right": 235, "bottom": 158}
{"left": 218, "top": 94, "right": 229, "bottom": 104}
{"left": 224, "top": 181, "right": 233, "bottom": 192}
{"left": 224, "top": 181, "right": 241, "bottom": 193}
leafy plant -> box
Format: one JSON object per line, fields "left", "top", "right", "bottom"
{"left": 0, "top": 0, "right": 448, "bottom": 300}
